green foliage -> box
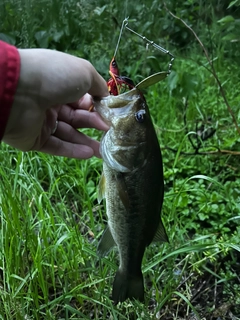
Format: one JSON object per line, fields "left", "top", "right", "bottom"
{"left": 1, "top": 0, "right": 240, "bottom": 76}
{"left": 1, "top": 0, "right": 240, "bottom": 319}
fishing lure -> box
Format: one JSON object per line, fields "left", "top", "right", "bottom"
{"left": 107, "top": 18, "right": 175, "bottom": 95}
{"left": 107, "top": 57, "right": 135, "bottom": 95}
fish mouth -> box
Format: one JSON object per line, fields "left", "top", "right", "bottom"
{"left": 98, "top": 88, "right": 140, "bottom": 109}
{"left": 93, "top": 88, "right": 142, "bottom": 122}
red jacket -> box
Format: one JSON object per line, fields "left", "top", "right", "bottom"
{"left": 0, "top": 40, "right": 20, "bottom": 141}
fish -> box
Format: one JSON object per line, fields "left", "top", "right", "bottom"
{"left": 94, "top": 88, "right": 168, "bottom": 304}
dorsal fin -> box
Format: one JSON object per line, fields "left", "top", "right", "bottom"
{"left": 153, "top": 220, "right": 169, "bottom": 243}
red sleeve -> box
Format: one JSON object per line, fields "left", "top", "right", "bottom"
{"left": 0, "top": 40, "right": 20, "bottom": 141}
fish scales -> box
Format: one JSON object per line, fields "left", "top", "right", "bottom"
{"left": 94, "top": 88, "right": 168, "bottom": 304}
{"left": 105, "top": 165, "right": 147, "bottom": 269}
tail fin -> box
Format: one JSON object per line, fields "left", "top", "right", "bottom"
{"left": 112, "top": 270, "right": 144, "bottom": 303}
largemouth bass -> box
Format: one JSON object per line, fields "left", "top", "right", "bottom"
{"left": 94, "top": 88, "right": 168, "bottom": 304}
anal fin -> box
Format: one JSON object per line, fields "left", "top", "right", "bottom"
{"left": 97, "top": 226, "right": 116, "bottom": 257}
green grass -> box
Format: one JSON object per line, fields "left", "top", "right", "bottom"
{"left": 1, "top": 0, "right": 240, "bottom": 319}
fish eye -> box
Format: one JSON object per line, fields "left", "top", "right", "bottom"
{"left": 135, "top": 110, "right": 146, "bottom": 123}
{"left": 112, "top": 60, "right": 117, "bottom": 67}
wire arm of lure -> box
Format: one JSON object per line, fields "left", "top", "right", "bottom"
{"left": 113, "top": 17, "right": 129, "bottom": 58}
{"left": 123, "top": 19, "right": 174, "bottom": 74}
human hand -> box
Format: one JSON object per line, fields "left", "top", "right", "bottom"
{"left": 3, "top": 49, "right": 109, "bottom": 159}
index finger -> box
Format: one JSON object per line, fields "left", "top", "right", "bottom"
{"left": 68, "top": 94, "right": 93, "bottom": 110}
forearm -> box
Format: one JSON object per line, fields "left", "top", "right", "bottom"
{"left": 0, "top": 41, "right": 20, "bottom": 141}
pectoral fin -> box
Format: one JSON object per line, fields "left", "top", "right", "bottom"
{"left": 97, "top": 173, "right": 106, "bottom": 204}
{"left": 97, "top": 226, "right": 116, "bottom": 257}
{"left": 153, "top": 220, "right": 169, "bottom": 243}
{"left": 116, "top": 173, "right": 130, "bottom": 212}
